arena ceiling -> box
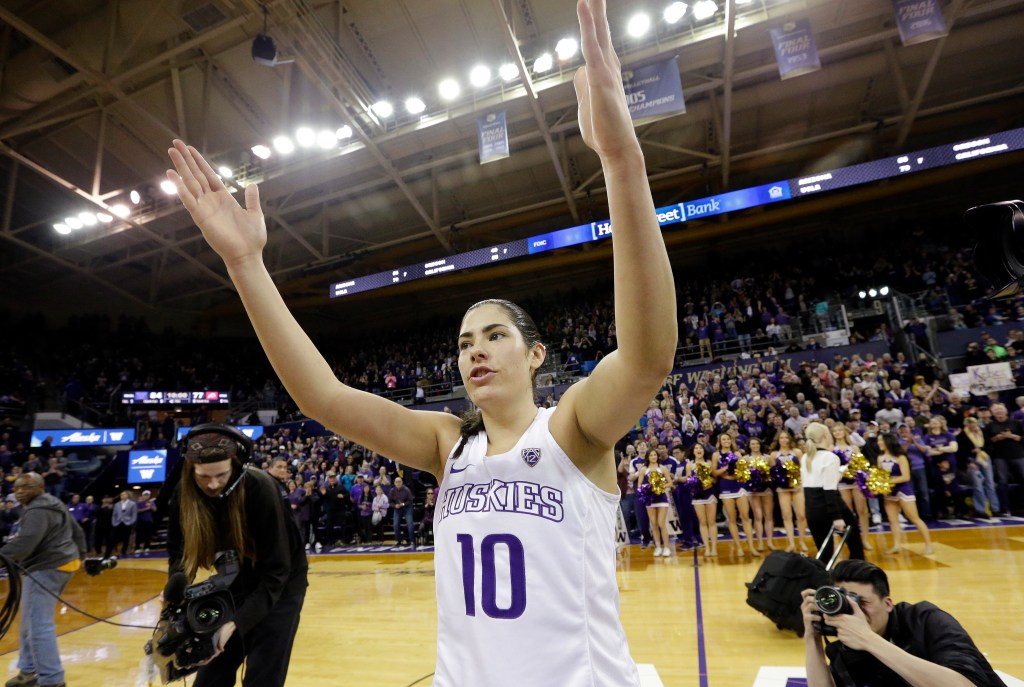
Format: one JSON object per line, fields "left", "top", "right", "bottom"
{"left": 0, "top": 0, "right": 1022, "bottom": 332}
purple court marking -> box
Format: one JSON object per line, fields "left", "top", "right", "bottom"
{"left": 693, "top": 549, "right": 710, "bottom": 687}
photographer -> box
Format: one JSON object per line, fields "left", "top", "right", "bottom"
{"left": 801, "top": 560, "right": 1005, "bottom": 687}
{"left": 166, "top": 424, "right": 307, "bottom": 687}
{"left": 1, "top": 472, "right": 86, "bottom": 687}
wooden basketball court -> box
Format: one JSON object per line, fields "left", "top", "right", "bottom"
{"left": 2, "top": 523, "right": 1022, "bottom": 686}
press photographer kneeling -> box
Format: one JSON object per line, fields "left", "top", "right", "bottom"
{"left": 162, "top": 424, "right": 307, "bottom": 687}
{"left": 801, "top": 560, "right": 1005, "bottom": 687}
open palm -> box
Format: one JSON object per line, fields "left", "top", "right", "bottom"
{"left": 574, "top": 0, "right": 638, "bottom": 161}
{"left": 166, "top": 139, "right": 267, "bottom": 268}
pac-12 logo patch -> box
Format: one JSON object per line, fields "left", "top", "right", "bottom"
{"left": 522, "top": 447, "right": 542, "bottom": 467}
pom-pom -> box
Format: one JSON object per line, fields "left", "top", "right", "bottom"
{"left": 747, "top": 458, "right": 770, "bottom": 491}
{"left": 696, "top": 462, "right": 714, "bottom": 491}
{"left": 649, "top": 468, "right": 669, "bottom": 496}
{"left": 843, "top": 454, "right": 870, "bottom": 481}
{"left": 685, "top": 473, "right": 701, "bottom": 495}
{"left": 770, "top": 461, "right": 788, "bottom": 489}
{"left": 784, "top": 460, "right": 801, "bottom": 488}
{"left": 637, "top": 481, "right": 653, "bottom": 507}
{"left": 734, "top": 458, "right": 751, "bottom": 484}
{"left": 866, "top": 467, "right": 893, "bottom": 496}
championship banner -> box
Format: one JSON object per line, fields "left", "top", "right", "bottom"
{"left": 892, "top": 0, "right": 948, "bottom": 46}
{"left": 770, "top": 18, "right": 821, "bottom": 80}
{"left": 477, "top": 111, "right": 510, "bottom": 164}
{"left": 623, "top": 56, "right": 686, "bottom": 124}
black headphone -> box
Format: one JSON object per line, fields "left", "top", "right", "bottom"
{"left": 183, "top": 423, "right": 255, "bottom": 499}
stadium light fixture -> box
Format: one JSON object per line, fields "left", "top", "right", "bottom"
{"left": 371, "top": 100, "right": 394, "bottom": 118}
{"left": 272, "top": 136, "right": 295, "bottom": 155}
{"left": 336, "top": 125, "right": 354, "bottom": 140}
{"left": 693, "top": 0, "right": 718, "bottom": 21}
{"left": 96, "top": 212, "right": 113, "bottom": 223}
{"left": 627, "top": 13, "right": 651, "bottom": 37}
{"left": 78, "top": 212, "right": 97, "bottom": 226}
{"left": 664, "top": 2, "right": 688, "bottom": 24}
{"left": 317, "top": 130, "right": 338, "bottom": 149}
{"left": 251, "top": 144, "right": 272, "bottom": 159}
{"left": 555, "top": 38, "right": 578, "bottom": 61}
{"left": 217, "top": 166, "right": 233, "bottom": 178}
{"left": 111, "top": 204, "right": 130, "bottom": 218}
{"left": 295, "top": 127, "right": 316, "bottom": 147}
{"left": 54, "top": 223, "right": 71, "bottom": 235}
{"left": 499, "top": 63, "right": 519, "bottom": 81}
{"left": 160, "top": 179, "right": 177, "bottom": 195}
{"left": 130, "top": 190, "right": 141, "bottom": 204}
{"left": 439, "top": 78, "right": 461, "bottom": 100}
{"left": 64, "top": 216, "right": 83, "bottom": 230}
{"left": 405, "top": 97, "right": 426, "bottom": 115}
{"left": 533, "top": 53, "right": 553, "bottom": 74}
{"left": 469, "top": 66, "right": 491, "bottom": 88}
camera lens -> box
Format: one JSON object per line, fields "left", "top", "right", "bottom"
{"left": 195, "top": 607, "right": 221, "bottom": 627}
{"left": 814, "top": 587, "right": 846, "bottom": 615}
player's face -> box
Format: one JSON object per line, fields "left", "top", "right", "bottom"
{"left": 459, "top": 304, "right": 540, "bottom": 404}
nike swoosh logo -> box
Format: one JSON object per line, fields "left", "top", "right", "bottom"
{"left": 451, "top": 464, "right": 473, "bottom": 474}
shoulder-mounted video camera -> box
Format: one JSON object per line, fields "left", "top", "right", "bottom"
{"left": 969, "top": 199, "right": 1024, "bottom": 299}
{"left": 144, "top": 550, "right": 239, "bottom": 683}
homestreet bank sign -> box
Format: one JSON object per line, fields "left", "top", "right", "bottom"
{"left": 665, "top": 341, "right": 890, "bottom": 388}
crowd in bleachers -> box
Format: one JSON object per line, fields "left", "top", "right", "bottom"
{"left": 616, "top": 347, "right": 1024, "bottom": 555}
{"left": 2, "top": 211, "right": 1024, "bottom": 553}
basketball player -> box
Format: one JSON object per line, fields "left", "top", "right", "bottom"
{"left": 165, "top": 0, "right": 675, "bottom": 683}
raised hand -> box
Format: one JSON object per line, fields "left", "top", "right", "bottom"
{"left": 166, "top": 140, "right": 267, "bottom": 268}
{"left": 574, "top": 0, "right": 641, "bottom": 162}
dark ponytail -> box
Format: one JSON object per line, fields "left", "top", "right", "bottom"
{"left": 452, "top": 408, "right": 485, "bottom": 460}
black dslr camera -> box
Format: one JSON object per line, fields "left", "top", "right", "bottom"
{"left": 812, "top": 585, "right": 862, "bottom": 636}
{"left": 144, "top": 550, "right": 240, "bottom": 683}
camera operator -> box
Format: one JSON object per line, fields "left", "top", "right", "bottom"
{"left": 801, "top": 560, "right": 1005, "bottom": 687}
{"left": 166, "top": 424, "right": 307, "bottom": 687}
{"left": 1, "top": 472, "right": 86, "bottom": 687}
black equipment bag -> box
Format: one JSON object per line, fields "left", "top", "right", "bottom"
{"left": 744, "top": 527, "right": 850, "bottom": 636}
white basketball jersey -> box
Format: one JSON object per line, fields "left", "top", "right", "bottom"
{"left": 433, "top": 407, "right": 640, "bottom": 687}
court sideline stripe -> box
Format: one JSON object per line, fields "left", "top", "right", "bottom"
{"left": 692, "top": 549, "right": 710, "bottom": 687}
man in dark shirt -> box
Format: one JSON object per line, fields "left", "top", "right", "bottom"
{"left": 982, "top": 403, "right": 1024, "bottom": 515}
{"left": 801, "top": 560, "right": 1005, "bottom": 687}
{"left": 389, "top": 477, "right": 415, "bottom": 548}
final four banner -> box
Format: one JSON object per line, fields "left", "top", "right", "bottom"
{"left": 478, "top": 111, "right": 510, "bottom": 164}
{"left": 770, "top": 18, "right": 821, "bottom": 80}
{"left": 892, "top": 0, "right": 947, "bottom": 46}
{"left": 623, "top": 56, "right": 686, "bottom": 124}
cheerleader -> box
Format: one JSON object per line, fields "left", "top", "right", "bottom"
{"left": 712, "top": 433, "right": 758, "bottom": 557}
{"left": 877, "top": 433, "right": 934, "bottom": 555}
{"left": 745, "top": 437, "right": 776, "bottom": 552}
{"left": 686, "top": 443, "right": 718, "bottom": 558}
{"left": 832, "top": 424, "right": 874, "bottom": 551}
{"left": 638, "top": 449, "right": 674, "bottom": 557}
{"left": 770, "top": 431, "right": 810, "bottom": 553}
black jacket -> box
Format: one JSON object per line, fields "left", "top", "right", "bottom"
{"left": 826, "top": 601, "right": 1006, "bottom": 687}
{"left": 167, "top": 468, "right": 308, "bottom": 637}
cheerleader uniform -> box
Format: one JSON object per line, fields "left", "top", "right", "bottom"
{"left": 879, "top": 455, "right": 916, "bottom": 502}
{"left": 716, "top": 453, "right": 748, "bottom": 499}
{"left": 833, "top": 446, "right": 857, "bottom": 492}
{"left": 690, "top": 464, "right": 718, "bottom": 506}
{"left": 642, "top": 468, "right": 671, "bottom": 508}
{"left": 775, "top": 451, "right": 800, "bottom": 493}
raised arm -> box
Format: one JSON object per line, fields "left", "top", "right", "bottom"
{"left": 166, "top": 142, "right": 458, "bottom": 478}
{"left": 553, "top": 0, "right": 677, "bottom": 458}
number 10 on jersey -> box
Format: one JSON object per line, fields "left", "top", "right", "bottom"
{"left": 457, "top": 533, "right": 526, "bottom": 619}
